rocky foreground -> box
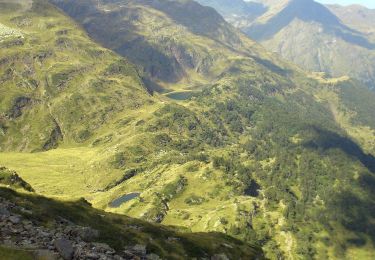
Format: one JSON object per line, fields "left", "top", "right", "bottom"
{"left": 0, "top": 197, "right": 161, "bottom": 260}
{"left": 0, "top": 195, "right": 237, "bottom": 260}
{"left": 0, "top": 168, "right": 260, "bottom": 259}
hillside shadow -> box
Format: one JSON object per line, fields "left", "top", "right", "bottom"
{"left": 251, "top": 56, "right": 291, "bottom": 76}
{"left": 247, "top": 0, "right": 375, "bottom": 50}
{"left": 328, "top": 185, "right": 375, "bottom": 245}
{"left": 138, "top": 0, "right": 251, "bottom": 53}
{"left": 139, "top": 0, "right": 226, "bottom": 39}
{"left": 114, "top": 37, "right": 186, "bottom": 83}
{"left": 304, "top": 127, "right": 375, "bottom": 245}
{"left": 304, "top": 127, "right": 375, "bottom": 173}
{"left": 53, "top": 0, "right": 186, "bottom": 85}
{"left": 142, "top": 77, "right": 166, "bottom": 94}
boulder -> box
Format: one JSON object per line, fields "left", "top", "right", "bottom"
{"left": 76, "top": 227, "right": 99, "bottom": 242}
{"left": 54, "top": 238, "right": 74, "bottom": 260}
{"left": 9, "top": 215, "right": 21, "bottom": 224}
{"left": 131, "top": 244, "right": 147, "bottom": 255}
{"left": 91, "top": 242, "right": 115, "bottom": 254}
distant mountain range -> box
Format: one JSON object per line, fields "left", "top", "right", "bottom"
{"left": 0, "top": 0, "right": 374, "bottom": 259}
{"left": 327, "top": 3, "right": 375, "bottom": 40}
{"left": 197, "top": 0, "right": 375, "bottom": 90}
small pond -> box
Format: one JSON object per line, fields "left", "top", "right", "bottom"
{"left": 165, "top": 91, "right": 195, "bottom": 101}
{"left": 109, "top": 192, "right": 141, "bottom": 208}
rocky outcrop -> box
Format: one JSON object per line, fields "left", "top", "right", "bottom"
{"left": 100, "top": 169, "right": 138, "bottom": 192}
{"left": 54, "top": 239, "right": 74, "bottom": 260}
{"left": 42, "top": 119, "right": 63, "bottom": 151}
{"left": 6, "top": 96, "right": 33, "bottom": 119}
{"left": 0, "top": 166, "right": 34, "bottom": 192}
{"left": 0, "top": 197, "right": 160, "bottom": 259}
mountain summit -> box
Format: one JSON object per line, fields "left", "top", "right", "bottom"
{"left": 198, "top": 0, "right": 375, "bottom": 90}
{"left": 0, "top": 0, "right": 374, "bottom": 259}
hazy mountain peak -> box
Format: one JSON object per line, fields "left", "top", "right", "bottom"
{"left": 249, "top": 0, "right": 348, "bottom": 36}
{"left": 0, "top": 1, "right": 374, "bottom": 259}
{"left": 327, "top": 3, "right": 375, "bottom": 36}
{"left": 251, "top": 0, "right": 375, "bottom": 51}
{"left": 201, "top": 0, "right": 375, "bottom": 90}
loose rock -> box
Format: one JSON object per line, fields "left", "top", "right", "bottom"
{"left": 54, "top": 239, "right": 74, "bottom": 260}
{"left": 9, "top": 215, "right": 21, "bottom": 224}
{"left": 0, "top": 197, "right": 161, "bottom": 260}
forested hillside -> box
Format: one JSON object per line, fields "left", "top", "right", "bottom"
{"left": 0, "top": 0, "right": 374, "bottom": 259}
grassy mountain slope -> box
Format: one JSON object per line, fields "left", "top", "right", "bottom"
{"left": 51, "top": 0, "right": 296, "bottom": 96}
{"left": 0, "top": 0, "right": 152, "bottom": 152}
{"left": 199, "top": 0, "right": 375, "bottom": 91}
{"left": 0, "top": 0, "right": 375, "bottom": 259}
{"left": 0, "top": 0, "right": 264, "bottom": 257}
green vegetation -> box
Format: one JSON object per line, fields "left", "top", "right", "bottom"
{"left": 338, "top": 81, "right": 375, "bottom": 129}
{"left": 0, "top": 0, "right": 152, "bottom": 152}
{"left": 0, "top": 246, "right": 34, "bottom": 260}
{"left": 0, "top": 166, "right": 34, "bottom": 192}
{"left": 0, "top": 0, "right": 374, "bottom": 259}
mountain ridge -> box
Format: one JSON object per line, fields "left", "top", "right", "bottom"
{"left": 0, "top": 0, "right": 374, "bottom": 259}
{"left": 198, "top": 0, "right": 375, "bottom": 90}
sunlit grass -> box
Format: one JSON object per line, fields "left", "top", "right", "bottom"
{"left": 0, "top": 148, "right": 102, "bottom": 198}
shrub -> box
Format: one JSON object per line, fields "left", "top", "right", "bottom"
{"left": 184, "top": 194, "right": 206, "bottom": 205}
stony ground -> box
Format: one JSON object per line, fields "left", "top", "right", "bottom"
{"left": 0, "top": 23, "right": 23, "bottom": 39}
{"left": 0, "top": 197, "right": 161, "bottom": 260}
